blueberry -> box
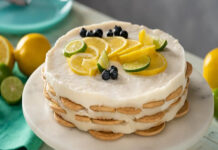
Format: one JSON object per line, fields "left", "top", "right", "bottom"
{"left": 109, "top": 66, "right": 118, "bottom": 80}
{"left": 114, "top": 25, "right": 122, "bottom": 33}
{"left": 120, "top": 30, "right": 128, "bottom": 38}
{"left": 110, "top": 65, "right": 118, "bottom": 72}
{"left": 80, "top": 28, "right": 87, "bottom": 37}
{"left": 107, "top": 29, "right": 113, "bottom": 37}
{"left": 86, "top": 30, "right": 94, "bottom": 37}
{"left": 114, "top": 29, "right": 120, "bottom": 36}
{"left": 94, "top": 29, "right": 103, "bottom": 38}
{"left": 102, "top": 70, "right": 110, "bottom": 80}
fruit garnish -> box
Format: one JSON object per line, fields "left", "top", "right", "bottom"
{"left": 97, "top": 50, "right": 109, "bottom": 72}
{"left": 153, "top": 39, "right": 168, "bottom": 51}
{"left": 14, "top": 33, "right": 51, "bottom": 76}
{"left": 119, "top": 45, "right": 155, "bottom": 63}
{"left": 139, "top": 29, "right": 153, "bottom": 45}
{"left": 82, "top": 58, "right": 98, "bottom": 76}
{"left": 64, "top": 39, "right": 87, "bottom": 57}
{"left": 80, "top": 28, "right": 87, "bottom": 37}
{"left": 85, "top": 45, "right": 100, "bottom": 60}
{"left": 102, "top": 70, "right": 110, "bottom": 80}
{"left": 0, "top": 35, "right": 15, "bottom": 70}
{"left": 122, "top": 56, "right": 150, "bottom": 72}
{"left": 213, "top": 88, "right": 218, "bottom": 119}
{"left": 114, "top": 25, "right": 122, "bottom": 36}
{"left": 83, "top": 37, "right": 109, "bottom": 54}
{"left": 0, "top": 63, "right": 12, "bottom": 85}
{"left": 117, "top": 39, "right": 142, "bottom": 55}
{"left": 109, "top": 66, "right": 118, "bottom": 80}
{"left": 105, "top": 37, "right": 127, "bottom": 57}
{"left": 87, "top": 30, "right": 94, "bottom": 37}
{"left": 94, "top": 29, "right": 103, "bottom": 38}
{"left": 120, "top": 30, "right": 128, "bottom": 39}
{"left": 1, "top": 76, "right": 24, "bottom": 105}
{"left": 203, "top": 48, "right": 218, "bottom": 89}
{"left": 133, "top": 53, "right": 167, "bottom": 76}
{"left": 107, "top": 29, "right": 113, "bottom": 37}
{"left": 67, "top": 53, "right": 93, "bottom": 75}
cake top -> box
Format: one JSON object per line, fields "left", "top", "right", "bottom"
{"left": 45, "top": 21, "right": 186, "bottom": 107}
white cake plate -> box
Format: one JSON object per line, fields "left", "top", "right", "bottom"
{"left": 23, "top": 66, "right": 214, "bottom": 150}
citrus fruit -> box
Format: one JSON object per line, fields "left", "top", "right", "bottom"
{"left": 213, "top": 88, "right": 218, "bottom": 119}
{"left": 104, "top": 37, "right": 127, "bottom": 57}
{"left": 0, "top": 35, "right": 15, "bottom": 70}
{"left": 117, "top": 39, "right": 142, "bottom": 55}
{"left": 138, "top": 29, "right": 153, "bottom": 45}
{"left": 153, "top": 39, "right": 168, "bottom": 51}
{"left": 97, "top": 50, "right": 109, "bottom": 72}
{"left": 203, "top": 48, "right": 218, "bottom": 89}
{"left": 1, "top": 76, "right": 24, "bottom": 105}
{"left": 122, "top": 56, "right": 150, "bottom": 72}
{"left": 14, "top": 33, "right": 51, "bottom": 76}
{"left": 0, "top": 63, "right": 12, "bottom": 85}
{"left": 133, "top": 53, "right": 167, "bottom": 76}
{"left": 64, "top": 39, "right": 87, "bottom": 57}
{"left": 119, "top": 45, "right": 156, "bottom": 63}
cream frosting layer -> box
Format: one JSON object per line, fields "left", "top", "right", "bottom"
{"left": 44, "top": 21, "right": 186, "bottom": 108}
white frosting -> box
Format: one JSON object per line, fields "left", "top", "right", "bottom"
{"left": 44, "top": 21, "right": 187, "bottom": 108}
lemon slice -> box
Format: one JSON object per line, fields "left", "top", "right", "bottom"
{"left": 83, "top": 37, "right": 109, "bottom": 54}
{"left": 104, "top": 37, "right": 127, "bottom": 57}
{"left": 85, "top": 45, "right": 99, "bottom": 60}
{"left": 82, "top": 58, "right": 98, "bottom": 76}
{"left": 139, "top": 29, "right": 153, "bottom": 45}
{"left": 123, "top": 56, "right": 150, "bottom": 72}
{"left": 117, "top": 39, "right": 142, "bottom": 55}
{"left": 133, "top": 53, "right": 167, "bottom": 76}
{"left": 119, "top": 45, "right": 156, "bottom": 63}
{"left": 64, "top": 39, "right": 87, "bottom": 57}
{"left": 0, "top": 36, "right": 14, "bottom": 70}
{"left": 67, "top": 53, "right": 92, "bottom": 75}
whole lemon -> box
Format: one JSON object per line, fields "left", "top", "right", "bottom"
{"left": 14, "top": 33, "right": 51, "bottom": 76}
{"left": 203, "top": 48, "right": 218, "bottom": 89}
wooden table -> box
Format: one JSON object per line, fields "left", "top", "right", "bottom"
{"left": 5, "top": 2, "right": 218, "bottom": 150}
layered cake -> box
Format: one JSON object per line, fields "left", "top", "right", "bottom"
{"left": 42, "top": 21, "right": 192, "bottom": 140}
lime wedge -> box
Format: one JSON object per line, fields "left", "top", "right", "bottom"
{"left": 64, "top": 40, "right": 87, "bottom": 57}
{"left": 123, "top": 56, "right": 150, "bottom": 72}
{"left": 1, "top": 76, "right": 24, "bottom": 105}
{"left": 0, "top": 63, "right": 12, "bottom": 85}
{"left": 213, "top": 88, "right": 218, "bottom": 120}
{"left": 153, "top": 39, "right": 167, "bottom": 51}
{"left": 97, "top": 50, "right": 109, "bottom": 72}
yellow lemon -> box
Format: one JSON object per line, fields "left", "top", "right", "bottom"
{"left": 0, "top": 35, "right": 15, "bottom": 70}
{"left": 138, "top": 29, "right": 153, "bottom": 45}
{"left": 117, "top": 39, "right": 142, "bottom": 55}
{"left": 14, "top": 33, "right": 51, "bottom": 76}
{"left": 203, "top": 48, "right": 218, "bottom": 89}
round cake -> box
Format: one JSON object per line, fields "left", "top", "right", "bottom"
{"left": 42, "top": 21, "right": 192, "bottom": 140}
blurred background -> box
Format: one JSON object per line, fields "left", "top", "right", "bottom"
{"left": 78, "top": 0, "right": 218, "bottom": 58}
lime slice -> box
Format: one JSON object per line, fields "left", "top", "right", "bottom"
{"left": 0, "top": 63, "right": 12, "bottom": 85}
{"left": 123, "top": 56, "right": 150, "bottom": 72}
{"left": 153, "top": 39, "right": 167, "bottom": 51}
{"left": 213, "top": 88, "right": 218, "bottom": 120}
{"left": 1, "top": 76, "right": 24, "bottom": 105}
{"left": 97, "top": 50, "right": 109, "bottom": 72}
{"left": 64, "top": 40, "right": 87, "bottom": 57}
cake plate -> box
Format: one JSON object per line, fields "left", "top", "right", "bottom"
{"left": 23, "top": 66, "right": 214, "bottom": 150}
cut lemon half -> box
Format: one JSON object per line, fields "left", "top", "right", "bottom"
{"left": 119, "top": 45, "right": 156, "bottom": 63}
{"left": 139, "top": 29, "right": 153, "bottom": 45}
{"left": 97, "top": 50, "right": 109, "bottom": 72}
{"left": 67, "top": 53, "right": 93, "bottom": 75}
{"left": 118, "top": 39, "right": 142, "bottom": 55}
{"left": 83, "top": 37, "right": 109, "bottom": 54}
{"left": 123, "top": 56, "right": 150, "bottom": 72}
{"left": 104, "top": 37, "right": 127, "bottom": 57}
{"left": 133, "top": 53, "right": 167, "bottom": 76}
{"left": 64, "top": 39, "right": 87, "bottom": 57}
{"left": 0, "top": 35, "right": 14, "bottom": 70}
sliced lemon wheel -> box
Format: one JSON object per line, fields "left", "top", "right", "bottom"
{"left": 0, "top": 36, "right": 14, "bottom": 70}
{"left": 133, "top": 53, "right": 167, "bottom": 76}
{"left": 139, "top": 29, "right": 153, "bottom": 45}
{"left": 82, "top": 58, "right": 98, "bottom": 76}
{"left": 85, "top": 45, "right": 100, "bottom": 60}
{"left": 104, "top": 37, "right": 127, "bottom": 57}
{"left": 64, "top": 39, "right": 87, "bottom": 57}
{"left": 67, "top": 53, "right": 93, "bottom": 75}
{"left": 83, "top": 37, "right": 109, "bottom": 54}
{"left": 118, "top": 39, "right": 142, "bottom": 55}
{"left": 119, "top": 45, "right": 156, "bottom": 63}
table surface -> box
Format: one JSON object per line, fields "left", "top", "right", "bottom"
{"left": 5, "top": 2, "right": 218, "bottom": 150}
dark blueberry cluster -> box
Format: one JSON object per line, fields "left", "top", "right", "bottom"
{"left": 80, "top": 28, "right": 103, "bottom": 38}
{"left": 106, "top": 25, "right": 128, "bottom": 39}
{"left": 102, "top": 66, "right": 118, "bottom": 80}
